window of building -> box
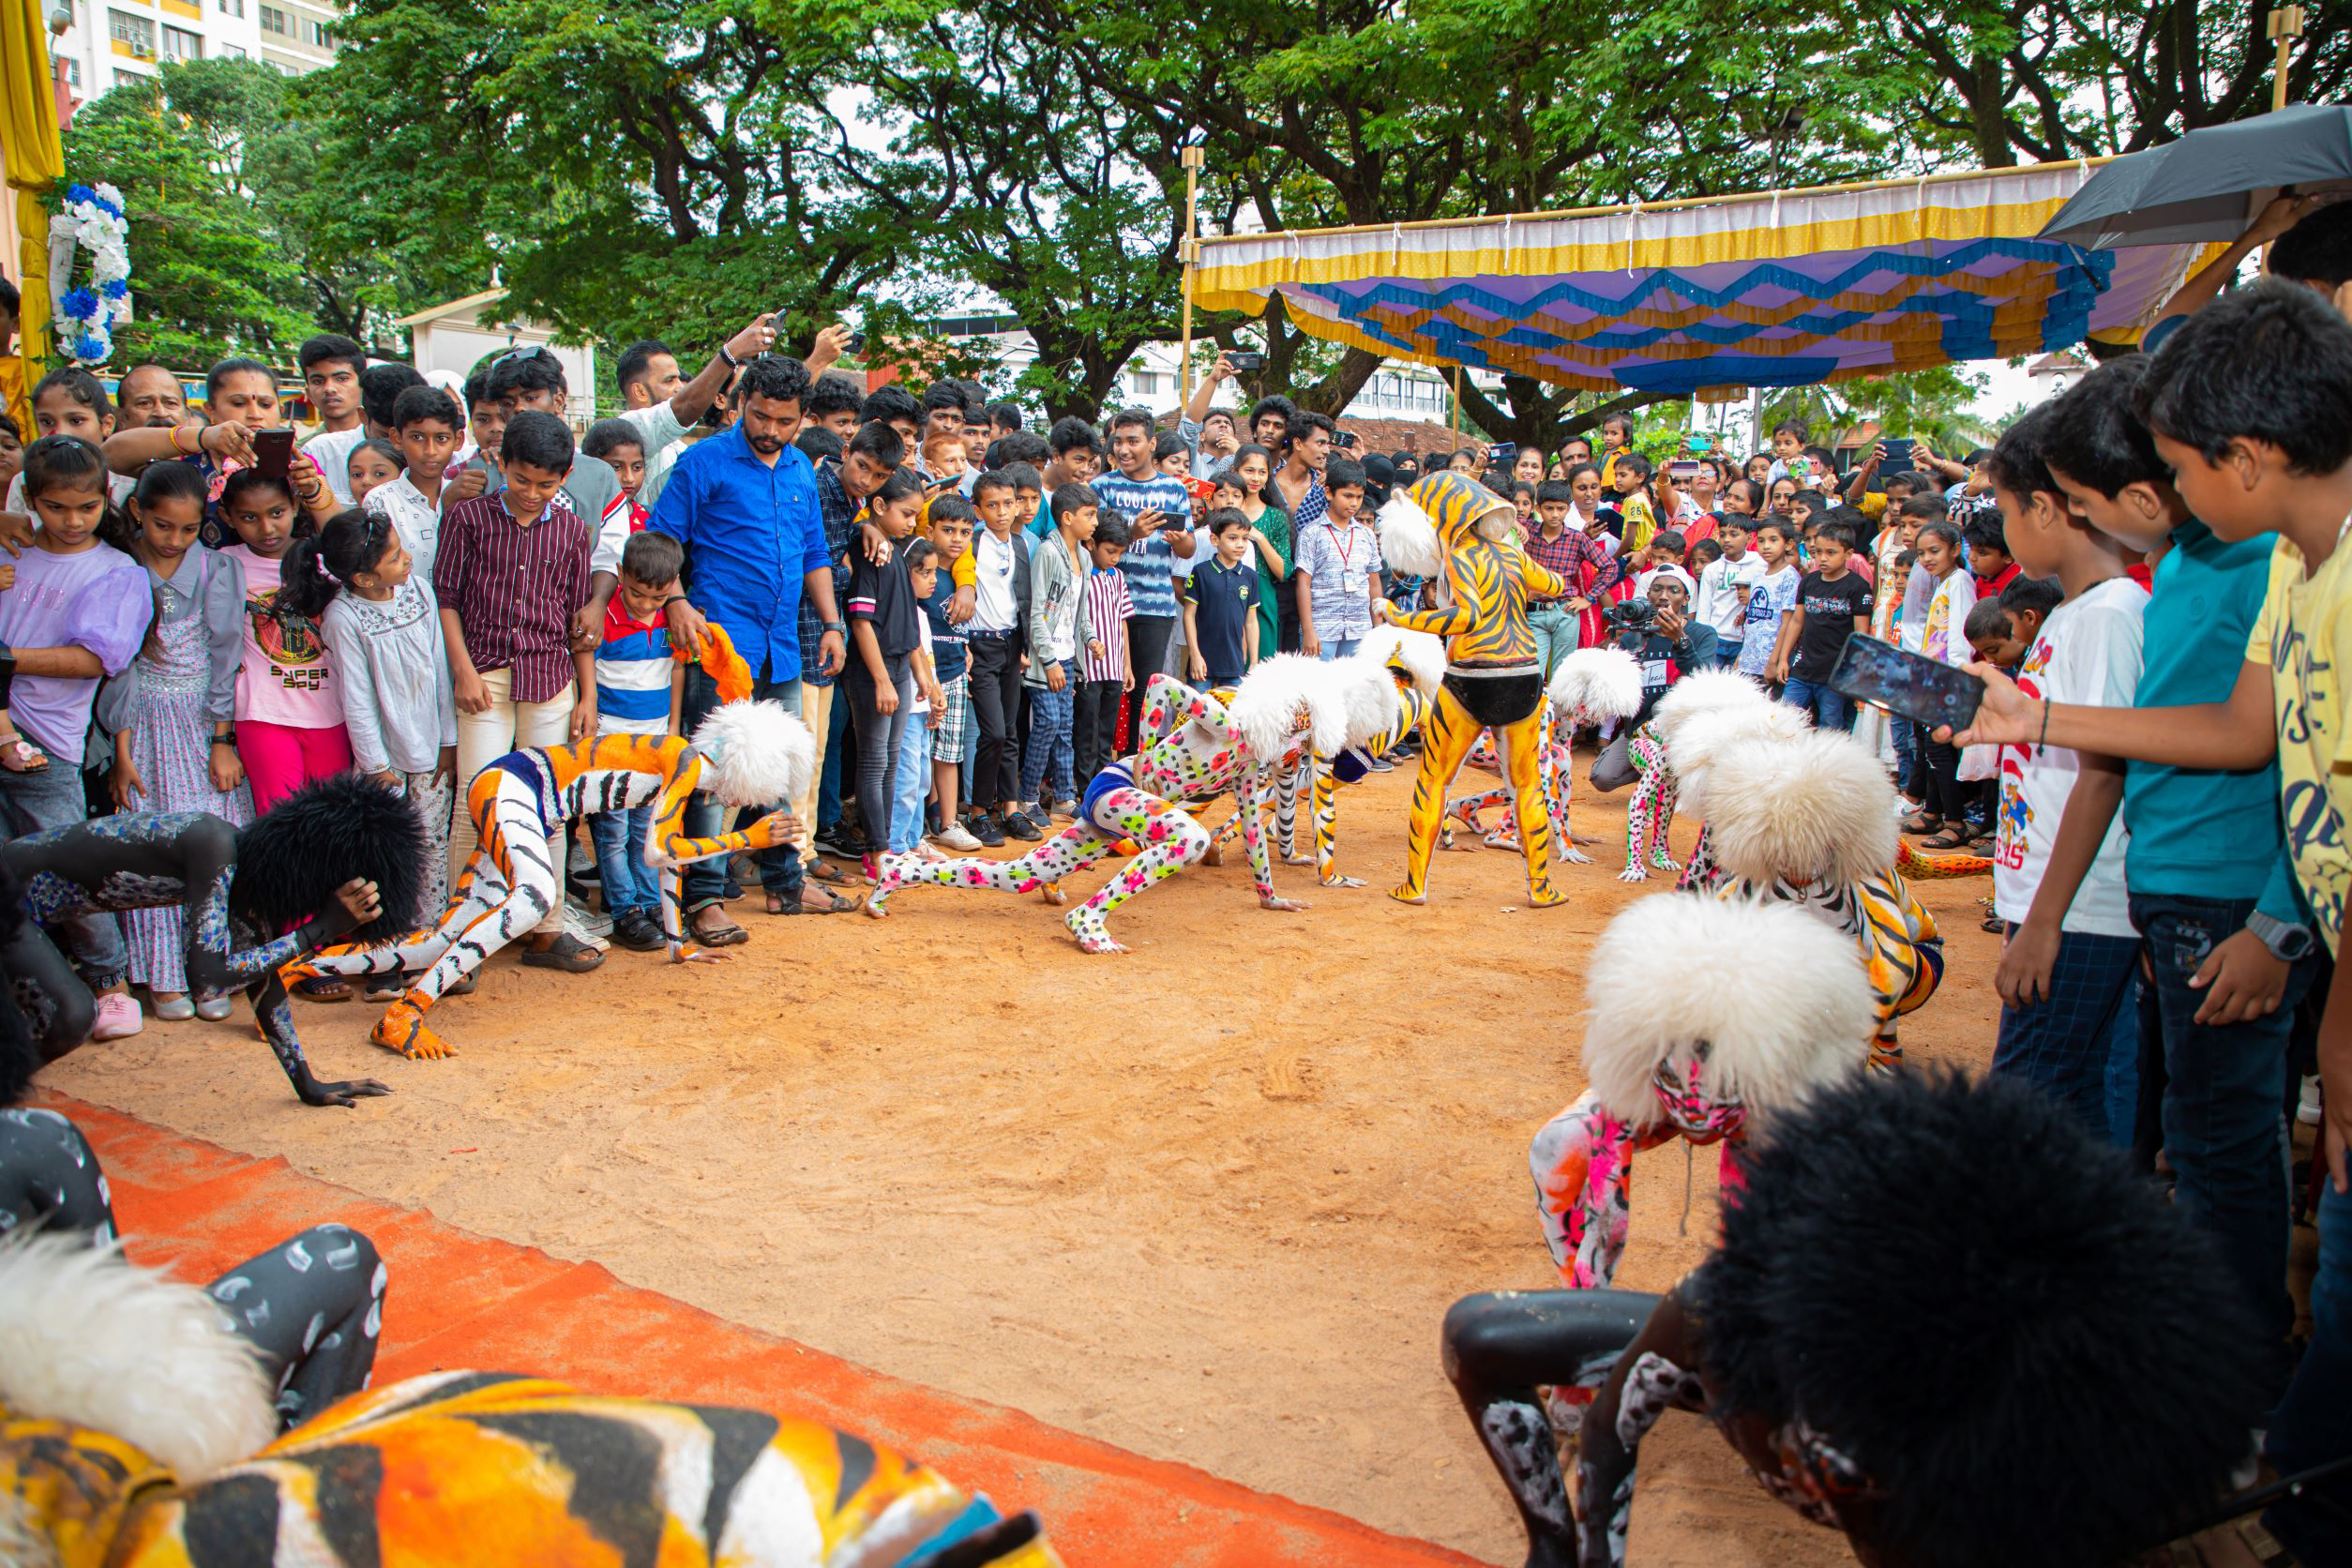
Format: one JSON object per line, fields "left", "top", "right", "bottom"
{"left": 306, "top": 20, "right": 332, "bottom": 47}
{"left": 220, "top": 41, "right": 244, "bottom": 56}
{"left": 259, "top": 4, "right": 285, "bottom": 34}
{"left": 108, "top": 8, "right": 155, "bottom": 56}
{"left": 162, "top": 23, "right": 201, "bottom": 60}
{"left": 219, "top": 0, "right": 243, "bottom": 13}
{"left": 61, "top": 56, "right": 82, "bottom": 87}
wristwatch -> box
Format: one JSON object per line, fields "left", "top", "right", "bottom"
{"left": 2247, "top": 910, "right": 2315, "bottom": 962}
{"left": 822, "top": 620, "right": 848, "bottom": 636}
{"left": 213, "top": 725, "right": 237, "bottom": 748}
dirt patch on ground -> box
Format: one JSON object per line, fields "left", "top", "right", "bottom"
{"left": 42, "top": 764, "right": 2003, "bottom": 1565}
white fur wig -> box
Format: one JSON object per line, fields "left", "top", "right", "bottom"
{"left": 1581, "top": 895, "right": 1873, "bottom": 1126}
{"left": 1702, "top": 729, "right": 1904, "bottom": 888}
{"left": 0, "top": 1229, "right": 277, "bottom": 1481}
{"left": 1229, "top": 653, "right": 1349, "bottom": 761}
{"left": 1355, "top": 626, "right": 1446, "bottom": 698}
{"left": 1666, "top": 701, "right": 1809, "bottom": 819}
{"left": 690, "top": 699, "right": 817, "bottom": 808}
{"left": 1647, "top": 667, "right": 1771, "bottom": 751}
{"left": 1376, "top": 491, "right": 1445, "bottom": 580}
{"left": 1546, "top": 646, "right": 1644, "bottom": 725}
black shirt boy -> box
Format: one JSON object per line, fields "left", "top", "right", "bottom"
{"left": 1787, "top": 569, "right": 1875, "bottom": 682}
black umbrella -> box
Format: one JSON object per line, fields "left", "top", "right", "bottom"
{"left": 2036, "top": 103, "right": 2352, "bottom": 249}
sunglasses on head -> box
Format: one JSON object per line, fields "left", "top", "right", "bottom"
{"left": 490, "top": 346, "right": 554, "bottom": 369}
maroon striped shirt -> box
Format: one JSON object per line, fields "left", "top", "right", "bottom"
{"left": 1079, "top": 565, "right": 1133, "bottom": 682}
{"left": 436, "top": 492, "right": 592, "bottom": 703}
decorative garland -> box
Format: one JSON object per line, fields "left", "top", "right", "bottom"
{"left": 53, "top": 183, "right": 131, "bottom": 367}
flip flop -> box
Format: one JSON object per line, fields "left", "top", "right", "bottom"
{"left": 520, "top": 933, "right": 605, "bottom": 972}
{"left": 779, "top": 886, "right": 856, "bottom": 915}
{"left": 1921, "top": 829, "right": 1972, "bottom": 852}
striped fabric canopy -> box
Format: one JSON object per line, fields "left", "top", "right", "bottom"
{"left": 1193, "top": 164, "right": 2208, "bottom": 397}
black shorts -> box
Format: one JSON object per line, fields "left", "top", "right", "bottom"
{"left": 1443, "top": 668, "right": 1544, "bottom": 728}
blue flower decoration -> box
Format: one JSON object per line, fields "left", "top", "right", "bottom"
{"left": 66, "top": 183, "right": 94, "bottom": 205}
{"left": 76, "top": 334, "right": 108, "bottom": 361}
{"left": 58, "top": 287, "right": 98, "bottom": 320}
{"left": 91, "top": 194, "right": 123, "bottom": 219}
{"left": 99, "top": 279, "right": 128, "bottom": 299}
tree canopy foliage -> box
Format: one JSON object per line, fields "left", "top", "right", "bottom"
{"left": 53, "top": 0, "right": 2347, "bottom": 439}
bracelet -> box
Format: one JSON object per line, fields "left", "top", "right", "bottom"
{"left": 717, "top": 344, "right": 742, "bottom": 370}
{"left": 169, "top": 424, "right": 196, "bottom": 455}
{"left": 662, "top": 595, "right": 688, "bottom": 607}
{"left": 2039, "top": 696, "right": 2050, "bottom": 749}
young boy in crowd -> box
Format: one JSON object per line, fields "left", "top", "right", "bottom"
{"left": 1769, "top": 517, "right": 1873, "bottom": 730}
{"left": 1964, "top": 596, "right": 2030, "bottom": 672}
{"left": 1018, "top": 482, "right": 1098, "bottom": 831}
{"left": 964, "top": 462, "right": 1034, "bottom": 846}
{"left": 449, "top": 368, "right": 506, "bottom": 513}
{"left": 1940, "top": 283, "right": 2352, "bottom": 1554}
{"left": 1075, "top": 517, "right": 1135, "bottom": 793}
{"left": 1632, "top": 529, "right": 1695, "bottom": 600}
{"left": 1006, "top": 461, "right": 1048, "bottom": 539}
{"left": 589, "top": 530, "right": 688, "bottom": 953}
{"left": 582, "top": 419, "right": 651, "bottom": 526}
{"left": 1694, "top": 516, "right": 1762, "bottom": 667}
{"left": 366, "top": 384, "right": 467, "bottom": 585}
{"left": 1966, "top": 513, "right": 2020, "bottom": 598}
{"left": 1736, "top": 519, "right": 1801, "bottom": 686}
{"left": 921, "top": 494, "right": 982, "bottom": 852}
{"left": 1766, "top": 418, "right": 1808, "bottom": 484}
{"left": 1183, "top": 509, "right": 1260, "bottom": 687}
{"left": 436, "top": 410, "right": 598, "bottom": 971}
{"left": 1294, "top": 456, "right": 1383, "bottom": 660}
{"left": 843, "top": 476, "right": 927, "bottom": 874}
{"left": 1524, "top": 477, "right": 1609, "bottom": 679}
{"left": 1975, "top": 401, "right": 2147, "bottom": 1141}
{"left": 1995, "top": 573, "right": 2060, "bottom": 659}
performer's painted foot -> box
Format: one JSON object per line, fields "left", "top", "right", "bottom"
{"left": 1319, "top": 873, "right": 1366, "bottom": 889}
{"left": 1483, "top": 829, "right": 1522, "bottom": 852}
{"left": 1560, "top": 846, "right": 1593, "bottom": 867}
{"left": 1616, "top": 866, "right": 1649, "bottom": 884}
{"left": 1064, "top": 908, "right": 1126, "bottom": 954}
{"left": 1389, "top": 884, "right": 1427, "bottom": 905}
{"left": 1039, "top": 881, "right": 1067, "bottom": 906}
{"left": 370, "top": 1001, "right": 453, "bottom": 1061}
{"left": 1526, "top": 887, "right": 1568, "bottom": 908}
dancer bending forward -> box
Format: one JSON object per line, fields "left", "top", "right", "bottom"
{"left": 872, "top": 664, "right": 1332, "bottom": 952}
{"left": 294, "top": 694, "right": 814, "bottom": 1061}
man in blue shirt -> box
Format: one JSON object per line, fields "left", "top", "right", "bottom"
{"left": 1092, "top": 407, "right": 1194, "bottom": 692}
{"left": 649, "top": 354, "right": 852, "bottom": 939}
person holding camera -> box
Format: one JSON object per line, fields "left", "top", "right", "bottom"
{"left": 1612, "top": 574, "right": 1718, "bottom": 728}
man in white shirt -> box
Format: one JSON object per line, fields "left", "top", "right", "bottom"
{"left": 297, "top": 333, "right": 369, "bottom": 505}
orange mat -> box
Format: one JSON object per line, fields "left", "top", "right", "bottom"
{"left": 51, "top": 1093, "right": 1481, "bottom": 1568}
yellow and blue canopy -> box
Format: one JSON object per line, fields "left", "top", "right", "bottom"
{"left": 1194, "top": 163, "right": 2209, "bottom": 397}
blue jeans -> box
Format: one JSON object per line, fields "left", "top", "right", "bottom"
{"left": 1780, "top": 676, "right": 1854, "bottom": 731}
{"left": 588, "top": 802, "right": 660, "bottom": 918}
{"left": 890, "top": 708, "right": 933, "bottom": 853}
{"left": 680, "top": 666, "right": 802, "bottom": 909}
{"left": 2269, "top": 1175, "right": 2352, "bottom": 1557}
{"left": 1992, "top": 926, "right": 2141, "bottom": 1144}
{"left": 2132, "top": 893, "right": 2313, "bottom": 1402}
{"left": 1890, "top": 715, "right": 1923, "bottom": 799}
{"left": 1020, "top": 683, "right": 1075, "bottom": 805}
{"left": 1316, "top": 636, "right": 1364, "bottom": 662}
{"left": 1529, "top": 606, "right": 1580, "bottom": 679}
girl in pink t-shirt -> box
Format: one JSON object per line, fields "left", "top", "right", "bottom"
{"left": 217, "top": 469, "right": 351, "bottom": 810}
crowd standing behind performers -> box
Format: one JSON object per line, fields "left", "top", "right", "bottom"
{"left": 4, "top": 196, "right": 2352, "bottom": 1546}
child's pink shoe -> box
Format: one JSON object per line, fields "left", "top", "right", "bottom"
{"left": 90, "top": 993, "right": 143, "bottom": 1042}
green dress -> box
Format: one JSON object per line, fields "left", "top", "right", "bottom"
{"left": 1247, "top": 503, "right": 1293, "bottom": 662}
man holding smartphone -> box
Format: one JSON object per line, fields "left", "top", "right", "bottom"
{"left": 1180, "top": 354, "right": 1246, "bottom": 479}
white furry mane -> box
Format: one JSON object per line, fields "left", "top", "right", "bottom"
{"left": 1229, "top": 655, "right": 1348, "bottom": 761}
{"left": 1702, "top": 730, "right": 1903, "bottom": 887}
{"left": 0, "top": 1229, "right": 278, "bottom": 1482}
{"left": 1666, "top": 701, "right": 1809, "bottom": 817}
{"left": 690, "top": 700, "right": 817, "bottom": 808}
{"left": 1376, "top": 492, "right": 1445, "bottom": 580}
{"left": 1580, "top": 896, "right": 1873, "bottom": 1125}
{"left": 1355, "top": 626, "right": 1445, "bottom": 698}
{"left": 1648, "top": 667, "right": 1771, "bottom": 751}
{"left": 1546, "top": 646, "right": 1644, "bottom": 724}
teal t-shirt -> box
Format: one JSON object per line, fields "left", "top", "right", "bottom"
{"left": 2124, "top": 517, "right": 2302, "bottom": 920}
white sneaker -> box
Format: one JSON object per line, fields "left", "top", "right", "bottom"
{"left": 562, "top": 897, "right": 612, "bottom": 950}
{"left": 932, "top": 822, "right": 984, "bottom": 852}
{"left": 2299, "top": 1075, "right": 2323, "bottom": 1128}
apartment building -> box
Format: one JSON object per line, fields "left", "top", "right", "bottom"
{"left": 50, "top": 0, "right": 344, "bottom": 101}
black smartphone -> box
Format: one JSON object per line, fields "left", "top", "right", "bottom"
{"left": 253, "top": 428, "right": 295, "bottom": 480}
{"left": 1880, "top": 436, "right": 1915, "bottom": 470}
{"left": 1491, "top": 441, "right": 1518, "bottom": 462}
{"left": 843, "top": 331, "right": 867, "bottom": 356}
{"left": 1229, "top": 351, "right": 1264, "bottom": 372}
{"left": 1334, "top": 430, "right": 1358, "bottom": 449}
{"left": 1829, "top": 633, "right": 1983, "bottom": 731}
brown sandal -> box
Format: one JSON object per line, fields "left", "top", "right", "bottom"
{"left": 520, "top": 933, "right": 605, "bottom": 972}
{"left": 691, "top": 909, "right": 751, "bottom": 946}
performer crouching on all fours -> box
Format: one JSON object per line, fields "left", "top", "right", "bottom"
{"left": 291, "top": 662, "right": 815, "bottom": 1063}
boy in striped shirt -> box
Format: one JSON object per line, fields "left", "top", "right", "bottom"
{"left": 589, "top": 530, "right": 688, "bottom": 952}
{"left": 1075, "top": 516, "right": 1135, "bottom": 795}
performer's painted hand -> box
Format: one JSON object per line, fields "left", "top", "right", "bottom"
{"left": 743, "top": 809, "right": 805, "bottom": 850}
{"left": 336, "top": 879, "right": 383, "bottom": 927}
{"left": 1259, "top": 894, "right": 1309, "bottom": 912}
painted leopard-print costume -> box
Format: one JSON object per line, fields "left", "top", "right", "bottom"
{"left": 1618, "top": 728, "right": 1679, "bottom": 882}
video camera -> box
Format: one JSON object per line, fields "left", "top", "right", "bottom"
{"left": 1602, "top": 597, "right": 1654, "bottom": 635}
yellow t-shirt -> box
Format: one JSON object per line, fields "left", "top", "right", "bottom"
{"left": 2245, "top": 527, "right": 2352, "bottom": 953}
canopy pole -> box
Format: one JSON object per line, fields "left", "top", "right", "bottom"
{"left": 1451, "top": 364, "right": 1462, "bottom": 450}
{"left": 2269, "top": 7, "right": 2306, "bottom": 113}
{"left": 1178, "top": 143, "right": 1203, "bottom": 409}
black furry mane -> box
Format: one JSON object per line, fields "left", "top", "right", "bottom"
{"left": 0, "top": 866, "right": 39, "bottom": 1108}
{"left": 1686, "top": 1068, "right": 2264, "bottom": 1567}
{"left": 230, "top": 773, "right": 429, "bottom": 944}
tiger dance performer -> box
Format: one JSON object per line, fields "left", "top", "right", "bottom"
{"left": 0, "top": 775, "right": 425, "bottom": 1108}
{"left": 871, "top": 657, "right": 1342, "bottom": 951}
{"left": 1590, "top": 668, "right": 1785, "bottom": 885}
{"left": 0, "top": 1233, "right": 1063, "bottom": 1568}
{"left": 293, "top": 649, "right": 817, "bottom": 1062}
{"left": 1696, "top": 729, "right": 1944, "bottom": 1072}
{"left": 1442, "top": 646, "right": 1644, "bottom": 863}
{"left": 1273, "top": 629, "right": 1443, "bottom": 888}
{"left": 1376, "top": 472, "right": 1570, "bottom": 907}
{"left": 1526, "top": 895, "right": 1870, "bottom": 1440}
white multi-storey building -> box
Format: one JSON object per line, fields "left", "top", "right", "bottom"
{"left": 49, "top": 0, "right": 344, "bottom": 102}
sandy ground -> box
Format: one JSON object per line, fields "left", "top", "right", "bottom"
{"left": 41, "top": 763, "right": 2003, "bottom": 1565}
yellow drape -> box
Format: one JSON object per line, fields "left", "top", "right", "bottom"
{"left": 2, "top": 0, "right": 64, "bottom": 432}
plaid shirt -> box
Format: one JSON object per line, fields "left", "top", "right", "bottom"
{"left": 803, "top": 460, "right": 861, "bottom": 689}
{"left": 1524, "top": 524, "right": 1613, "bottom": 606}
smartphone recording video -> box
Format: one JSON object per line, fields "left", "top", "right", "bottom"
{"left": 1829, "top": 634, "right": 1984, "bottom": 732}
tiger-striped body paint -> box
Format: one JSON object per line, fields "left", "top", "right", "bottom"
{"left": 1714, "top": 872, "right": 1943, "bottom": 1070}
{"left": 294, "top": 735, "right": 784, "bottom": 1062}
{"left": 8, "top": 1371, "right": 1061, "bottom": 1568}
{"left": 1443, "top": 707, "right": 1581, "bottom": 858}
{"left": 1387, "top": 474, "right": 1568, "bottom": 907}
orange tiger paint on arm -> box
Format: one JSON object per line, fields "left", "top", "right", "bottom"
{"left": 677, "top": 620, "right": 754, "bottom": 704}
